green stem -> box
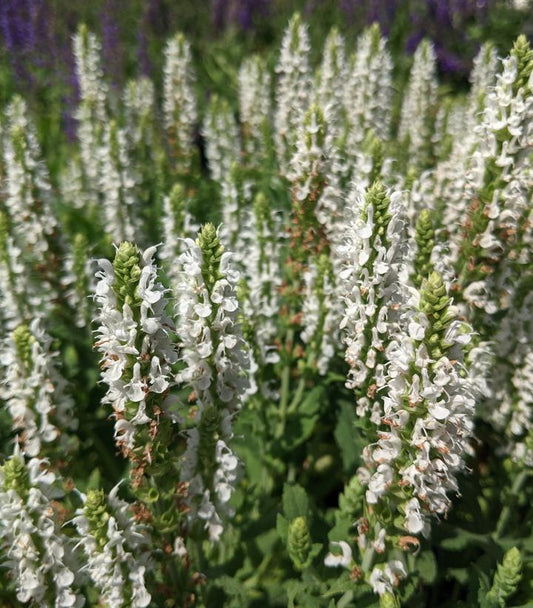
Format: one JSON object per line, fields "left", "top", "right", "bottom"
{"left": 495, "top": 470, "right": 529, "bottom": 539}
{"left": 287, "top": 376, "right": 307, "bottom": 415}
{"left": 275, "top": 329, "right": 294, "bottom": 439}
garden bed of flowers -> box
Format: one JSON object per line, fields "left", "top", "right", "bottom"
{"left": 0, "top": 4, "right": 532, "bottom": 607}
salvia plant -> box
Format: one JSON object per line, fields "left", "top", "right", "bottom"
{"left": 0, "top": 15, "right": 532, "bottom": 608}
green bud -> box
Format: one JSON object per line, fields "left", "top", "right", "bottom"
{"left": 168, "top": 183, "right": 186, "bottom": 233}
{"left": 2, "top": 456, "right": 30, "bottom": 501}
{"left": 379, "top": 592, "right": 400, "bottom": 608}
{"left": 419, "top": 272, "right": 455, "bottom": 359}
{"left": 288, "top": 516, "right": 312, "bottom": 570}
{"left": 486, "top": 547, "right": 522, "bottom": 608}
{"left": 112, "top": 241, "right": 142, "bottom": 309}
{"left": 338, "top": 475, "right": 365, "bottom": 519}
{"left": 197, "top": 223, "right": 225, "bottom": 290}
{"left": 13, "top": 324, "right": 35, "bottom": 372}
{"left": 511, "top": 35, "right": 533, "bottom": 94}
{"left": 84, "top": 489, "right": 110, "bottom": 550}
{"left": 412, "top": 209, "right": 435, "bottom": 289}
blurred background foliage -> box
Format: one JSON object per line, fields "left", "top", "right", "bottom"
{"left": 0, "top": 0, "right": 532, "bottom": 177}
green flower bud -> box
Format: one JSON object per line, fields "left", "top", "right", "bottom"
{"left": 419, "top": 271, "right": 455, "bottom": 359}
{"left": 84, "top": 489, "right": 110, "bottom": 550}
{"left": 197, "top": 223, "right": 225, "bottom": 290}
{"left": 2, "top": 456, "right": 30, "bottom": 501}
{"left": 167, "top": 183, "right": 186, "bottom": 234}
{"left": 486, "top": 547, "right": 522, "bottom": 608}
{"left": 412, "top": 209, "right": 435, "bottom": 289}
{"left": 112, "top": 241, "right": 142, "bottom": 309}
{"left": 288, "top": 516, "right": 312, "bottom": 570}
{"left": 13, "top": 324, "right": 35, "bottom": 373}
{"left": 364, "top": 181, "right": 391, "bottom": 237}
{"left": 511, "top": 35, "right": 533, "bottom": 94}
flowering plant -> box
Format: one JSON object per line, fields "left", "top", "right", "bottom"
{"left": 0, "top": 13, "right": 532, "bottom": 608}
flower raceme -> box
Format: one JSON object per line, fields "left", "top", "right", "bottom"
{"left": 327, "top": 271, "right": 481, "bottom": 598}
{"left": 93, "top": 242, "right": 178, "bottom": 481}
{"left": 174, "top": 223, "right": 252, "bottom": 542}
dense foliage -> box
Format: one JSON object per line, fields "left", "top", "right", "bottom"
{"left": 0, "top": 4, "right": 533, "bottom": 607}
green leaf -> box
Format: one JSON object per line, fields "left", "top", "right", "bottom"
{"left": 282, "top": 483, "right": 309, "bottom": 520}
{"left": 277, "top": 513, "right": 289, "bottom": 543}
{"left": 440, "top": 528, "right": 492, "bottom": 551}
{"left": 416, "top": 550, "right": 437, "bottom": 584}
{"left": 334, "top": 399, "right": 361, "bottom": 472}
{"left": 323, "top": 572, "right": 356, "bottom": 597}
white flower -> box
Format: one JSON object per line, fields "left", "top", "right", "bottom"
{"left": 324, "top": 541, "right": 353, "bottom": 568}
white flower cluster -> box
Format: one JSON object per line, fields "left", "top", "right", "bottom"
{"left": 203, "top": 96, "right": 240, "bottom": 186}
{"left": 94, "top": 244, "right": 177, "bottom": 456}
{"left": 398, "top": 39, "right": 438, "bottom": 169}
{"left": 239, "top": 55, "right": 272, "bottom": 160}
{"left": 336, "top": 182, "right": 407, "bottom": 415}
{"left": 73, "top": 486, "right": 152, "bottom": 608}
{"left": 73, "top": 26, "right": 108, "bottom": 192}
{"left": 2, "top": 319, "right": 78, "bottom": 458}
{"left": 99, "top": 121, "right": 137, "bottom": 244}
{"left": 174, "top": 227, "right": 251, "bottom": 540}
{"left": 300, "top": 260, "right": 340, "bottom": 376}
{"left": 274, "top": 13, "right": 312, "bottom": 173}
{"left": 2, "top": 97, "right": 59, "bottom": 319}
{"left": 163, "top": 32, "right": 198, "bottom": 173}
{"left": 360, "top": 310, "right": 476, "bottom": 525}
{"left": 315, "top": 27, "right": 347, "bottom": 148}
{"left": 239, "top": 196, "right": 283, "bottom": 372}
{"left": 160, "top": 184, "right": 198, "bottom": 288}
{"left": 0, "top": 210, "right": 27, "bottom": 329}
{"left": 123, "top": 77, "right": 156, "bottom": 151}
{"left": 0, "top": 456, "right": 83, "bottom": 607}
{"left": 459, "top": 46, "right": 533, "bottom": 314}
{"left": 345, "top": 24, "right": 393, "bottom": 152}
{"left": 288, "top": 104, "right": 329, "bottom": 205}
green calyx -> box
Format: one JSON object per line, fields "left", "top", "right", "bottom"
{"left": 288, "top": 516, "right": 312, "bottom": 570}
{"left": 511, "top": 35, "right": 533, "bottom": 95}
{"left": 379, "top": 592, "right": 401, "bottom": 608}
{"left": 197, "top": 223, "right": 225, "bottom": 291}
{"left": 486, "top": 547, "right": 522, "bottom": 608}
{"left": 412, "top": 209, "right": 435, "bottom": 288}
{"left": 112, "top": 241, "right": 142, "bottom": 309}
{"left": 2, "top": 456, "right": 30, "bottom": 501}
{"left": 84, "top": 489, "right": 111, "bottom": 551}
{"left": 364, "top": 181, "right": 391, "bottom": 240}
{"left": 419, "top": 272, "right": 455, "bottom": 359}
{"left": 168, "top": 183, "right": 186, "bottom": 231}
{"left": 13, "top": 324, "right": 35, "bottom": 372}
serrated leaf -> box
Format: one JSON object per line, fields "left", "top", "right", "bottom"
{"left": 282, "top": 483, "right": 309, "bottom": 520}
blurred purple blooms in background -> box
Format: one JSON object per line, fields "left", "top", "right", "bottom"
{"left": 0, "top": 0, "right": 530, "bottom": 140}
